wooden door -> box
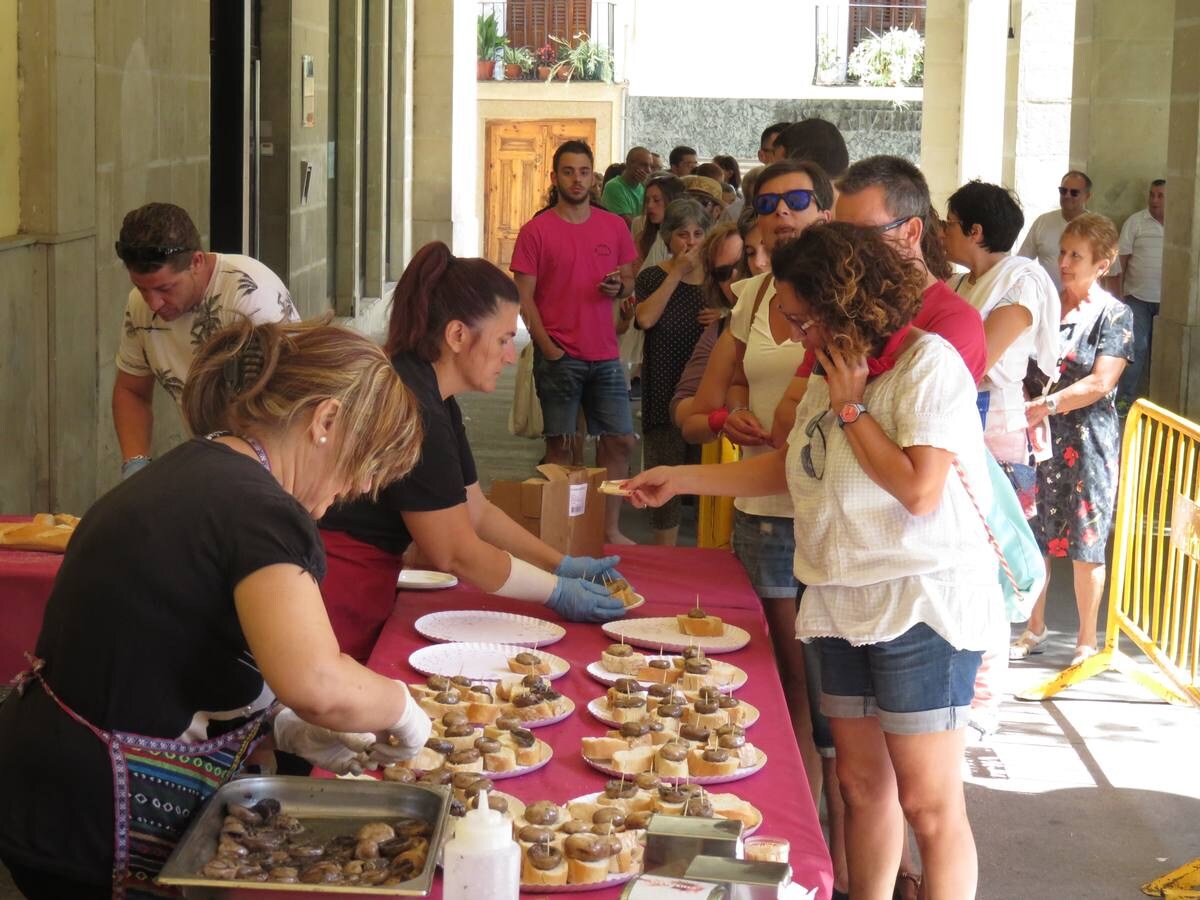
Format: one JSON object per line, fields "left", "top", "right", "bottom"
{"left": 484, "top": 118, "right": 597, "bottom": 268}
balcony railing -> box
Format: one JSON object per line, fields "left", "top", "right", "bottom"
{"left": 814, "top": 1, "right": 926, "bottom": 87}
{"left": 478, "top": 1, "right": 617, "bottom": 82}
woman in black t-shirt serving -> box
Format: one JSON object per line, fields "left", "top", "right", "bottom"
{"left": 0, "top": 319, "right": 434, "bottom": 899}
{"left": 319, "top": 242, "right": 628, "bottom": 660}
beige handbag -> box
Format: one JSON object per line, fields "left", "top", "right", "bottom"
{"left": 508, "top": 342, "right": 544, "bottom": 439}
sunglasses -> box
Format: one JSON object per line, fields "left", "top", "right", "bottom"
{"left": 800, "top": 410, "right": 830, "bottom": 480}
{"left": 1058, "top": 186, "right": 1084, "bottom": 198}
{"left": 711, "top": 263, "right": 738, "bottom": 283}
{"left": 114, "top": 241, "right": 192, "bottom": 265}
{"left": 753, "top": 189, "right": 818, "bottom": 216}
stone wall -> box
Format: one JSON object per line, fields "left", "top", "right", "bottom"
{"left": 624, "top": 97, "right": 923, "bottom": 165}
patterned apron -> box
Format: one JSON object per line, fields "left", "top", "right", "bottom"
{"left": 13, "top": 656, "right": 271, "bottom": 898}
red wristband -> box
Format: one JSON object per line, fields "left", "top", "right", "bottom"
{"left": 708, "top": 407, "right": 730, "bottom": 434}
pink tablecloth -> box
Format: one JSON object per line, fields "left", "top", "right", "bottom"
{"left": 0, "top": 517, "right": 62, "bottom": 681}
{"left": 223, "top": 545, "right": 835, "bottom": 900}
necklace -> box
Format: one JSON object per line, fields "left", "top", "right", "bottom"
{"left": 205, "top": 430, "right": 272, "bottom": 473}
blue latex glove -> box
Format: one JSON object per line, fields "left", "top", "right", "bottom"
{"left": 120, "top": 456, "right": 151, "bottom": 480}
{"left": 555, "top": 554, "right": 623, "bottom": 582}
{"left": 546, "top": 576, "right": 627, "bottom": 623}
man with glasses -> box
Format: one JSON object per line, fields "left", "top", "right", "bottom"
{"left": 113, "top": 202, "right": 296, "bottom": 480}
{"left": 771, "top": 155, "right": 987, "bottom": 445}
{"left": 758, "top": 122, "right": 790, "bottom": 165}
{"left": 668, "top": 145, "right": 699, "bottom": 177}
{"left": 1018, "top": 170, "right": 1093, "bottom": 290}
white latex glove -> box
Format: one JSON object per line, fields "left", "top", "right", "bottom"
{"left": 366, "top": 684, "right": 433, "bottom": 767}
{"left": 272, "top": 707, "right": 377, "bottom": 775}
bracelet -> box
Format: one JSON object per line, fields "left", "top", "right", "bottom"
{"left": 708, "top": 407, "right": 729, "bottom": 434}
{"left": 727, "top": 406, "right": 751, "bottom": 416}
{"left": 121, "top": 455, "right": 151, "bottom": 473}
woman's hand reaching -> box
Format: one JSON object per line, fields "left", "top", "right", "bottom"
{"left": 623, "top": 466, "right": 684, "bottom": 510}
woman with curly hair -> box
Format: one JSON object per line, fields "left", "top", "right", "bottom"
{"left": 1011, "top": 213, "right": 1133, "bottom": 665}
{"left": 626, "top": 221, "right": 1002, "bottom": 900}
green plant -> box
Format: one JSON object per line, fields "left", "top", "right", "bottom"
{"left": 547, "top": 32, "right": 613, "bottom": 82}
{"left": 847, "top": 26, "right": 924, "bottom": 87}
{"left": 816, "top": 33, "right": 841, "bottom": 78}
{"left": 477, "top": 12, "right": 509, "bottom": 62}
{"left": 503, "top": 45, "right": 535, "bottom": 73}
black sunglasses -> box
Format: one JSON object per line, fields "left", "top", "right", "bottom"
{"left": 114, "top": 241, "right": 192, "bottom": 265}
{"left": 799, "top": 410, "right": 830, "bottom": 480}
{"left": 874, "top": 215, "right": 915, "bottom": 234}
{"left": 711, "top": 263, "right": 738, "bottom": 283}
{"left": 753, "top": 189, "right": 818, "bottom": 217}
{"left": 1058, "top": 186, "right": 1083, "bottom": 198}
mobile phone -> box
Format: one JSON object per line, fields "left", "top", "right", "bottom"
{"left": 811, "top": 361, "right": 826, "bottom": 377}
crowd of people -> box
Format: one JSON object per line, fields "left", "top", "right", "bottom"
{"left": 510, "top": 120, "right": 1161, "bottom": 899}
{"left": 0, "top": 116, "right": 1166, "bottom": 900}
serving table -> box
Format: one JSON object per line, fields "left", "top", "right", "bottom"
{"left": 225, "top": 545, "right": 833, "bottom": 900}
{"left": 0, "top": 516, "right": 62, "bottom": 681}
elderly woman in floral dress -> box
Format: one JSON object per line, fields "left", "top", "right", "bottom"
{"left": 1011, "top": 213, "right": 1134, "bottom": 666}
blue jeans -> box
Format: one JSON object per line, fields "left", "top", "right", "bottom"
{"left": 532, "top": 349, "right": 634, "bottom": 437}
{"left": 1117, "top": 295, "right": 1156, "bottom": 414}
{"left": 816, "top": 623, "right": 983, "bottom": 735}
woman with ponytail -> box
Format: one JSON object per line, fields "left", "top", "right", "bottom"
{"left": 0, "top": 318, "right": 435, "bottom": 898}
{"left": 319, "top": 242, "right": 627, "bottom": 662}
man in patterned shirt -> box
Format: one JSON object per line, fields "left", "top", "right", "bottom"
{"left": 112, "top": 202, "right": 297, "bottom": 479}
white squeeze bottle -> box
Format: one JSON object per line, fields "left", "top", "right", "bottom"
{"left": 441, "top": 789, "right": 520, "bottom": 900}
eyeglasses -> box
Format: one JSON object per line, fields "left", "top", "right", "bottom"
{"left": 753, "top": 189, "right": 818, "bottom": 217}
{"left": 799, "top": 410, "right": 830, "bottom": 480}
{"left": 775, "top": 303, "right": 815, "bottom": 334}
{"left": 693, "top": 196, "right": 720, "bottom": 211}
{"left": 711, "top": 263, "right": 738, "bottom": 283}
{"left": 942, "top": 216, "right": 964, "bottom": 231}
{"left": 1058, "top": 186, "right": 1083, "bottom": 198}
{"left": 873, "top": 215, "right": 914, "bottom": 234}
{"left": 114, "top": 241, "right": 192, "bottom": 265}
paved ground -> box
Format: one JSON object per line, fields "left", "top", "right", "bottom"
{"left": 3, "top": 340, "right": 1196, "bottom": 899}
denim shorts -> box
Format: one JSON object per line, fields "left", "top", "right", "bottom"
{"left": 732, "top": 511, "right": 799, "bottom": 600}
{"left": 816, "top": 623, "right": 983, "bottom": 735}
{"left": 533, "top": 349, "right": 634, "bottom": 437}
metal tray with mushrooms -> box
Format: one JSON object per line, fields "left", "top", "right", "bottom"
{"left": 158, "top": 775, "right": 450, "bottom": 895}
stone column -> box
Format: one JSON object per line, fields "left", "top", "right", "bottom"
{"left": 388, "top": 0, "right": 414, "bottom": 280}
{"left": 1150, "top": 5, "right": 1200, "bottom": 418}
{"left": 918, "top": 0, "right": 966, "bottom": 210}
{"left": 1003, "top": 0, "right": 1075, "bottom": 215}
{"left": 335, "top": 0, "right": 365, "bottom": 315}
{"left": 363, "top": 0, "right": 389, "bottom": 301}
{"left": 19, "top": 0, "right": 98, "bottom": 511}
{"left": 1070, "top": 0, "right": 1175, "bottom": 222}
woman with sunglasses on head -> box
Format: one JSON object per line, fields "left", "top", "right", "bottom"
{"left": 0, "top": 318, "right": 435, "bottom": 898}
{"left": 318, "top": 243, "right": 627, "bottom": 664}
{"left": 626, "top": 222, "right": 1001, "bottom": 900}
{"left": 633, "top": 197, "right": 713, "bottom": 545}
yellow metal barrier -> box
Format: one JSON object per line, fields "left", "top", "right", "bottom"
{"left": 1143, "top": 857, "right": 1200, "bottom": 897}
{"left": 1018, "top": 399, "right": 1200, "bottom": 706}
{"left": 696, "top": 437, "right": 738, "bottom": 549}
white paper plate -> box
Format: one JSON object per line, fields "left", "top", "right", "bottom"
{"left": 522, "top": 872, "right": 637, "bottom": 894}
{"left": 396, "top": 569, "right": 459, "bottom": 590}
{"left": 585, "top": 658, "right": 747, "bottom": 691}
{"left": 567, "top": 791, "right": 762, "bottom": 836}
{"left": 602, "top": 617, "right": 751, "bottom": 654}
{"left": 582, "top": 748, "right": 767, "bottom": 785}
{"left": 409, "top": 642, "right": 570, "bottom": 681}
{"left": 414, "top": 609, "right": 565, "bottom": 646}
{"left": 586, "top": 696, "right": 760, "bottom": 730}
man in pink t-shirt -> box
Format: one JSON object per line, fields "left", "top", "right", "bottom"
{"left": 511, "top": 140, "right": 639, "bottom": 543}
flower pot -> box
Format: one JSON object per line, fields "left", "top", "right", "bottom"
{"left": 554, "top": 64, "right": 573, "bottom": 81}
{"left": 477, "top": 59, "right": 495, "bottom": 80}
{"left": 504, "top": 64, "right": 522, "bottom": 80}
{"left": 537, "top": 66, "right": 552, "bottom": 80}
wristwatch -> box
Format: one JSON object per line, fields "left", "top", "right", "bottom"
{"left": 1044, "top": 394, "right": 1059, "bottom": 415}
{"left": 837, "top": 402, "right": 867, "bottom": 428}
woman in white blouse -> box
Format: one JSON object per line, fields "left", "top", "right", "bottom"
{"left": 626, "top": 222, "right": 1002, "bottom": 900}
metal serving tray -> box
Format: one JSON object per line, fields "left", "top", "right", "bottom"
{"left": 158, "top": 776, "right": 450, "bottom": 897}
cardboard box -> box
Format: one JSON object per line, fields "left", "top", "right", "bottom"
{"left": 490, "top": 464, "right": 607, "bottom": 558}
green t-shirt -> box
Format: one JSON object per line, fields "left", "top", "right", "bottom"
{"left": 601, "top": 178, "right": 644, "bottom": 219}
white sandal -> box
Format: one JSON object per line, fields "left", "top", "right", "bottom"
{"left": 1009, "top": 627, "right": 1049, "bottom": 660}
{"left": 1071, "top": 645, "right": 1098, "bottom": 666}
